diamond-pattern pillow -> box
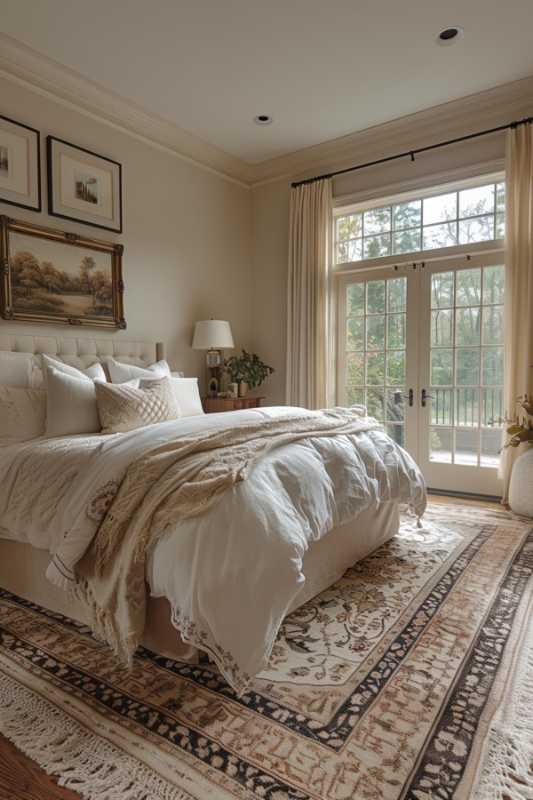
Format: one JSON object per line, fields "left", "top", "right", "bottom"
{"left": 95, "top": 377, "right": 180, "bottom": 433}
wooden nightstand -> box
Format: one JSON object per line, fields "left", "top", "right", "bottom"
{"left": 203, "top": 396, "right": 265, "bottom": 413}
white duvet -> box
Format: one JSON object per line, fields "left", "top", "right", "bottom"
{"left": 0, "top": 406, "right": 426, "bottom": 690}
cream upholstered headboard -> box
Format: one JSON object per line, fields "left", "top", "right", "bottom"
{"left": 0, "top": 333, "right": 165, "bottom": 370}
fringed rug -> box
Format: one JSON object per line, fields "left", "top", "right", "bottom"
{"left": 1, "top": 502, "right": 533, "bottom": 800}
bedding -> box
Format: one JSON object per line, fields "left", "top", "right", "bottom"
{"left": 0, "top": 406, "right": 426, "bottom": 693}
{"left": 170, "top": 376, "right": 204, "bottom": 416}
{"left": 0, "top": 351, "right": 43, "bottom": 388}
{"left": 106, "top": 357, "right": 171, "bottom": 383}
{"left": 0, "top": 385, "right": 46, "bottom": 445}
{"left": 95, "top": 376, "right": 180, "bottom": 432}
{"left": 46, "top": 367, "right": 103, "bottom": 437}
{"left": 42, "top": 353, "right": 107, "bottom": 384}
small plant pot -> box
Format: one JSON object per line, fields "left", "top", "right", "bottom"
{"left": 238, "top": 381, "right": 249, "bottom": 398}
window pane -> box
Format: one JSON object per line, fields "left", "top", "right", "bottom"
{"left": 386, "top": 424, "right": 405, "bottom": 447}
{"left": 455, "top": 307, "right": 481, "bottom": 346}
{"left": 393, "top": 200, "right": 421, "bottom": 230}
{"left": 366, "top": 315, "right": 385, "bottom": 350}
{"left": 367, "top": 388, "right": 385, "bottom": 420}
{"left": 336, "top": 214, "right": 362, "bottom": 240}
{"left": 455, "top": 429, "right": 478, "bottom": 465}
{"left": 482, "top": 387, "right": 503, "bottom": 425}
{"left": 423, "top": 222, "right": 457, "bottom": 250}
{"left": 364, "top": 234, "right": 391, "bottom": 259}
{"left": 496, "top": 182, "right": 505, "bottom": 213}
{"left": 459, "top": 185, "right": 494, "bottom": 218}
{"left": 336, "top": 240, "right": 362, "bottom": 264}
{"left": 455, "top": 388, "right": 479, "bottom": 426}
{"left": 386, "top": 389, "right": 405, "bottom": 422}
{"left": 423, "top": 192, "right": 457, "bottom": 225}
{"left": 459, "top": 215, "right": 494, "bottom": 244}
{"left": 347, "top": 386, "right": 365, "bottom": 407}
{"left": 456, "top": 268, "right": 481, "bottom": 306}
{"left": 346, "top": 353, "right": 364, "bottom": 386}
{"left": 482, "top": 306, "right": 504, "bottom": 345}
{"left": 431, "top": 309, "right": 453, "bottom": 347}
{"left": 482, "top": 348, "right": 503, "bottom": 385}
{"left": 387, "top": 277, "right": 406, "bottom": 312}
{"left": 386, "top": 351, "right": 405, "bottom": 385}
{"left": 481, "top": 427, "right": 501, "bottom": 468}
{"left": 483, "top": 265, "right": 504, "bottom": 305}
{"left": 364, "top": 207, "right": 391, "bottom": 235}
{"left": 431, "top": 272, "right": 454, "bottom": 308}
{"left": 346, "top": 283, "right": 365, "bottom": 316}
{"left": 366, "top": 352, "right": 385, "bottom": 385}
{"left": 387, "top": 314, "right": 406, "bottom": 349}
{"left": 431, "top": 388, "right": 453, "bottom": 425}
{"left": 366, "top": 280, "right": 386, "bottom": 314}
{"left": 346, "top": 317, "right": 364, "bottom": 350}
{"left": 495, "top": 214, "right": 505, "bottom": 239}
{"left": 431, "top": 349, "right": 453, "bottom": 385}
{"left": 456, "top": 349, "right": 480, "bottom": 385}
{"left": 393, "top": 229, "right": 421, "bottom": 255}
{"left": 430, "top": 427, "right": 452, "bottom": 463}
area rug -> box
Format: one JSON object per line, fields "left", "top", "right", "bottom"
{"left": 1, "top": 502, "right": 533, "bottom": 800}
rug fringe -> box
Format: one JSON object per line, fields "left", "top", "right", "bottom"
{"left": 0, "top": 670, "right": 193, "bottom": 800}
{"left": 474, "top": 611, "right": 533, "bottom": 800}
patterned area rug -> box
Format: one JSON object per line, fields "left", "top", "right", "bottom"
{"left": 1, "top": 502, "right": 533, "bottom": 800}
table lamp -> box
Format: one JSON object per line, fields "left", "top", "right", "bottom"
{"left": 192, "top": 319, "right": 234, "bottom": 396}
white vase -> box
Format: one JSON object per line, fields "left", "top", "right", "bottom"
{"left": 239, "top": 381, "right": 248, "bottom": 398}
{"left": 508, "top": 447, "right": 533, "bottom": 517}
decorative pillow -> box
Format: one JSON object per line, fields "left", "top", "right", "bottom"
{"left": 42, "top": 354, "right": 107, "bottom": 384}
{"left": 106, "top": 358, "right": 171, "bottom": 384}
{"left": 0, "top": 385, "right": 46, "bottom": 445}
{"left": 95, "top": 376, "right": 180, "bottom": 433}
{"left": 171, "top": 377, "right": 204, "bottom": 417}
{"left": 0, "top": 352, "right": 43, "bottom": 388}
{"left": 45, "top": 367, "right": 102, "bottom": 437}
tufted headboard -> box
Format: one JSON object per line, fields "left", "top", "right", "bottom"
{"left": 0, "top": 333, "right": 164, "bottom": 370}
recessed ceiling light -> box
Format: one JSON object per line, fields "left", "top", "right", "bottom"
{"left": 437, "top": 26, "right": 464, "bottom": 45}
{"left": 254, "top": 115, "right": 273, "bottom": 125}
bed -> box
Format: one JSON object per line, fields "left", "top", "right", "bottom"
{"left": 0, "top": 333, "right": 426, "bottom": 693}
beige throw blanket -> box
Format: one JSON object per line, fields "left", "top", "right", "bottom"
{"left": 75, "top": 409, "right": 381, "bottom": 663}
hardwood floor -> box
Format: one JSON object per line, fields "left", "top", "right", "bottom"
{"left": 0, "top": 493, "right": 503, "bottom": 800}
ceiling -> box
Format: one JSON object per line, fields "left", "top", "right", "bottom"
{"left": 2, "top": 0, "right": 533, "bottom": 164}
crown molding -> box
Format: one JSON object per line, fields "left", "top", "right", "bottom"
{"left": 250, "top": 75, "right": 533, "bottom": 187}
{"left": 0, "top": 33, "right": 254, "bottom": 188}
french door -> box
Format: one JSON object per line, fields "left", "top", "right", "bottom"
{"left": 337, "top": 249, "right": 505, "bottom": 496}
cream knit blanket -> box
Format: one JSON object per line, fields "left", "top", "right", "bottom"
{"left": 75, "top": 409, "right": 381, "bottom": 662}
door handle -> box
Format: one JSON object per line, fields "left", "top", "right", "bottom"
{"left": 421, "top": 388, "right": 434, "bottom": 407}
{"left": 393, "top": 388, "right": 414, "bottom": 407}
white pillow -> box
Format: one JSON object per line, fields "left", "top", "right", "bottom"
{"left": 0, "top": 385, "right": 46, "bottom": 445}
{"left": 45, "top": 367, "right": 102, "bottom": 437}
{"left": 171, "top": 377, "right": 204, "bottom": 417}
{"left": 106, "top": 358, "right": 171, "bottom": 384}
{"left": 42, "top": 354, "right": 107, "bottom": 384}
{"left": 0, "top": 352, "right": 43, "bottom": 388}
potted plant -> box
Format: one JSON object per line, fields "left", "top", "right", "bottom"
{"left": 505, "top": 394, "right": 533, "bottom": 516}
{"left": 224, "top": 350, "right": 274, "bottom": 398}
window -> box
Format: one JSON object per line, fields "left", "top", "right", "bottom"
{"left": 335, "top": 180, "right": 505, "bottom": 265}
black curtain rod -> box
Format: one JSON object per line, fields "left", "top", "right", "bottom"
{"left": 291, "top": 115, "right": 533, "bottom": 188}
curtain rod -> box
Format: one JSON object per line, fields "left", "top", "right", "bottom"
{"left": 291, "top": 115, "right": 533, "bottom": 188}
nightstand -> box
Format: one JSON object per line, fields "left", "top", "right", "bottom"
{"left": 203, "top": 396, "right": 265, "bottom": 413}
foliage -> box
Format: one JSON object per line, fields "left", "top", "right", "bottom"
{"left": 504, "top": 396, "right": 533, "bottom": 448}
{"left": 225, "top": 350, "right": 274, "bottom": 389}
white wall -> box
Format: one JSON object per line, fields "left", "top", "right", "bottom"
{"left": 251, "top": 82, "right": 533, "bottom": 405}
{"left": 0, "top": 77, "right": 253, "bottom": 382}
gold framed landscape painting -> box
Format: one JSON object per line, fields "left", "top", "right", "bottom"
{"left": 47, "top": 136, "right": 122, "bottom": 233}
{"left": 0, "top": 216, "right": 126, "bottom": 329}
{"left": 0, "top": 114, "right": 41, "bottom": 212}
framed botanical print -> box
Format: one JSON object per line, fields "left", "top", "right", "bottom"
{"left": 0, "top": 215, "right": 126, "bottom": 329}
{"left": 47, "top": 136, "right": 122, "bottom": 233}
{"left": 0, "top": 115, "right": 41, "bottom": 212}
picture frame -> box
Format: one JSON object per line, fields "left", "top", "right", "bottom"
{"left": 0, "top": 215, "right": 126, "bottom": 329}
{"left": 0, "top": 114, "right": 42, "bottom": 212}
{"left": 47, "top": 136, "right": 122, "bottom": 233}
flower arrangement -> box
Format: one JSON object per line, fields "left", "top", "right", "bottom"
{"left": 225, "top": 350, "right": 274, "bottom": 390}
{"left": 504, "top": 395, "right": 533, "bottom": 448}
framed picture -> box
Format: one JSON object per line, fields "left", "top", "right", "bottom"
{"left": 0, "top": 215, "right": 126, "bottom": 329}
{"left": 47, "top": 136, "right": 122, "bottom": 233}
{"left": 0, "top": 115, "right": 41, "bottom": 212}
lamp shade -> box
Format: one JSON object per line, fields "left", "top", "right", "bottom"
{"left": 192, "top": 319, "right": 234, "bottom": 350}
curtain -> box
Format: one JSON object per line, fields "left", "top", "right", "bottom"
{"left": 286, "top": 178, "right": 332, "bottom": 408}
{"left": 500, "top": 123, "right": 533, "bottom": 500}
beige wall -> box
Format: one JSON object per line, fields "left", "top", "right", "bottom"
{"left": 0, "top": 77, "right": 253, "bottom": 384}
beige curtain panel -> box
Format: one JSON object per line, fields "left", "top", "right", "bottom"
{"left": 286, "top": 178, "right": 332, "bottom": 408}
{"left": 500, "top": 123, "right": 533, "bottom": 500}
